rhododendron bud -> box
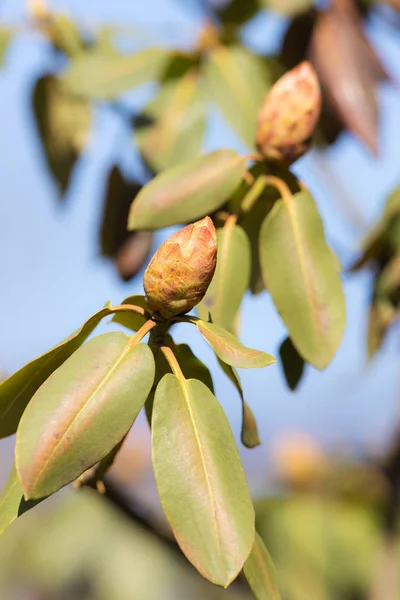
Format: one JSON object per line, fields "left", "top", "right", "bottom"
{"left": 256, "top": 61, "right": 321, "bottom": 166}
{"left": 143, "top": 217, "right": 217, "bottom": 319}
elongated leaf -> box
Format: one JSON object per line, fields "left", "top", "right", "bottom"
{"left": 152, "top": 374, "right": 254, "bottom": 587}
{"left": 196, "top": 320, "right": 275, "bottom": 369}
{"left": 128, "top": 149, "right": 246, "bottom": 230}
{"left": 244, "top": 532, "right": 281, "bottom": 600}
{"left": 0, "top": 464, "right": 43, "bottom": 536}
{"left": 0, "top": 29, "right": 12, "bottom": 67}
{"left": 259, "top": 192, "right": 345, "bottom": 369}
{"left": 112, "top": 295, "right": 148, "bottom": 332}
{"left": 0, "top": 304, "right": 124, "bottom": 439}
{"left": 197, "top": 222, "right": 250, "bottom": 331}
{"left": 279, "top": 337, "right": 305, "bottom": 391}
{"left": 16, "top": 333, "right": 155, "bottom": 499}
{"left": 137, "top": 71, "right": 205, "bottom": 172}
{"left": 218, "top": 359, "right": 260, "bottom": 448}
{"left": 33, "top": 75, "right": 91, "bottom": 196}
{"left": 203, "top": 46, "right": 271, "bottom": 148}
{"left": 62, "top": 47, "right": 171, "bottom": 100}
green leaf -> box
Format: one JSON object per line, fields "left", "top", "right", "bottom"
{"left": 62, "top": 47, "right": 171, "bottom": 100}
{"left": 0, "top": 28, "right": 12, "bottom": 67}
{"left": 39, "top": 14, "right": 85, "bottom": 58}
{"left": 217, "top": 359, "right": 260, "bottom": 448}
{"left": 16, "top": 333, "right": 155, "bottom": 499}
{"left": 244, "top": 532, "right": 281, "bottom": 600}
{"left": 112, "top": 295, "right": 148, "bottom": 332}
{"left": 0, "top": 304, "right": 122, "bottom": 439}
{"left": 196, "top": 320, "right": 275, "bottom": 369}
{"left": 136, "top": 70, "right": 205, "bottom": 172}
{"left": 128, "top": 149, "right": 246, "bottom": 230}
{"left": 203, "top": 46, "right": 271, "bottom": 148}
{"left": 0, "top": 464, "right": 43, "bottom": 537}
{"left": 259, "top": 192, "right": 345, "bottom": 369}
{"left": 152, "top": 374, "right": 255, "bottom": 587}
{"left": 197, "top": 221, "right": 250, "bottom": 331}
{"left": 33, "top": 74, "right": 91, "bottom": 196}
{"left": 217, "top": 0, "right": 261, "bottom": 28}
{"left": 279, "top": 337, "right": 305, "bottom": 391}
{"left": 261, "top": 0, "right": 312, "bottom": 16}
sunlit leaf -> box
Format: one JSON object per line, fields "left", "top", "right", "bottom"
{"left": 197, "top": 221, "right": 250, "bottom": 331}
{"left": 36, "top": 13, "right": 85, "bottom": 57}
{"left": 0, "top": 464, "right": 43, "bottom": 536}
{"left": 279, "top": 337, "right": 305, "bottom": 391}
{"left": 62, "top": 47, "right": 171, "bottom": 100}
{"left": 259, "top": 192, "right": 345, "bottom": 369}
{"left": 152, "top": 374, "right": 255, "bottom": 586}
{"left": 203, "top": 45, "right": 271, "bottom": 148}
{"left": 217, "top": 359, "right": 260, "bottom": 448}
{"left": 136, "top": 70, "right": 205, "bottom": 172}
{"left": 261, "top": 0, "right": 312, "bottom": 16}
{"left": 244, "top": 532, "right": 281, "bottom": 600}
{"left": 0, "top": 304, "right": 122, "bottom": 439}
{"left": 112, "top": 295, "right": 148, "bottom": 332}
{"left": 33, "top": 74, "right": 91, "bottom": 196}
{"left": 16, "top": 333, "right": 155, "bottom": 499}
{"left": 0, "top": 28, "right": 12, "bottom": 66}
{"left": 128, "top": 150, "right": 246, "bottom": 230}
{"left": 196, "top": 320, "right": 275, "bottom": 369}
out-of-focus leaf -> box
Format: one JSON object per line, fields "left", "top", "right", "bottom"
{"left": 112, "top": 295, "right": 148, "bottom": 332}
{"left": 261, "top": 0, "right": 312, "bottom": 16}
{"left": 367, "top": 300, "right": 393, "bottom": 359}
{"left": 136, "top": 70, "right": 205, "bottom": 172}
{"left": 196, "top": 320, "right": 276, "bottom": 369}
{"left": 240, "top": 186, "right": 279, "bottom": 295}
{"left": 310, "top": 4, "right": 378, "bottom": 153}
{"left": 204, "top": 45, "right": 272, "bottom": 148}
{"left": 218, "top": 359, "right": 260, "bottom": 448}
{"left": 0, "top": 464, "right": 43, "bottom": 536}
{"left": 33, "top": 74, "right": 90, "bottom": 196}
{"left": 217, "top": 0, "right": 261, "bottom": 26}
{"left": 62, "top": 47, "right": 172, "bottom": 100}
{"left": 197, "top": 221, "right": 250, "bottom": 331}
{"left": 0, "top": 304, "right": 123, "bottom": 439}
{"left": 259, "top": 191, "right": 345, "bottom": 369}
{"left": 152, "top": 374, "right": 255, "bottom": 587}
{"left": 100, "top": 165, "right": 153, "bottom": 280}
{"left": 244, "top": 532, "right": 281, "bottom": 600}
{"left": 128, "top": 150, "right": 246, "bottom": 230}
{"left": 0, "top": 29, "right": 13, "bottom": 66}
{"left": 279, "top": 337, "right": 305, "bottom": 390}
{"left": 35, "top": 13, "right": 85, "bottom": 57}
{"left": 16, "top": 333, "right": 155, "bottom": 499}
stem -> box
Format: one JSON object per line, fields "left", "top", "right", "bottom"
{"left": 171, "top": 314, "right": 199, "bottom": 325}
{"left": 112, "top": 304, "right": 149, "bottom": 319}
{"left": 240, "top": 175, "right": 267, "bottom": 215}
{"left": 262, "top": 175, "right": 292, "bottom": 204}
{"left": 129, "top": 319, "right": 157, "bottom": 347}
{"left": 160, "top": 344, "right": 184, "bottom": 380}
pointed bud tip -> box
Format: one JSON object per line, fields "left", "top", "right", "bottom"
{"left": 143, "top": 218, "right": 217, "bottom": 319}
{"left": 256, "top": 61, "right": 321, "bottom": 166}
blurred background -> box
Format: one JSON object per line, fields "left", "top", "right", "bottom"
{"left": 0, "top": 0, "right": 400, "bottom": 598}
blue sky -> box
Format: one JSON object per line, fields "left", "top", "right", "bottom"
{"left": 0, "top": 0, "right": 400, "bottom": 472}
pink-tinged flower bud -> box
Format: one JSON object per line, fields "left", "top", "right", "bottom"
{"left": 256, "top": 61, "right": 321, "bottom": 166}
{"left": 143, "top": 217, "right": 217, "bottom": 319}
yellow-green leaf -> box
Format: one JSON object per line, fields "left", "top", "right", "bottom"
{"left": 0, "top": 28, "right": 12, "bottom": 67}
{"left": 203, "top": 46, "right": 271, "bottom": 148}
{"left": 16, "top": 333, "right": 155, "bottom": 499}
{"left": 217, "top": 359, "right": 260, "bottom": 448}
{"left": 62, "top": 47, "right": 171, "bottom": 100}
{"left": 0, "top": 304, "right": 123, "bottom": 439}
{"left": 196, "top": 320, "right": 275, "bottom": 369}
{"left": 152, "top": 374, "right": 255, "bottom": 587}
{"left": 112, "top": 295, "right": 148, "bottom": 332}
{"left": 197, "top": 221, "right": 250, "bottom": 331}
{"left": 0, "top": 464, "right": 43, "bottom": 536}
{"left": 137, "top": 71, "right": 205, "bottom": 172}
{"left": 244, "top": 532, "right": 281, "bottom": 600}
{"left": 259, "top": 192, "right": 345, "bottom": 369}
{"left": 128, "top": 150, "right": 246, "bottom": 230}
